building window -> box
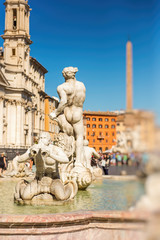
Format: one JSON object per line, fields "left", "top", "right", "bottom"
{"left": 105, "top": 147, "right": 108, "bottom": 150}
{"left": 106, "top": 139, "right": 108, "bottom": 143}
{"left": 92, "top": 118, "right": 96, "bottom": 121}
{"left": 99, "top": 139, "right": 102, "bottom": 143}
{"left": 93, "top": 139, "right": 95, "bottom": 143}
{"left": 106, "top": 132, "right": 108, "bottom": 136}
{"left": 99, "top": 147, "right": 102, "bottom": 152}
{"left": 87, "top": 139, "right": 89, "bottom": 143}
{"left": 111, "top": 118, "right": 115, "bottom": 122}
{"left": 91, "top": 131, "right": 95, "bottom": 136}
{"left": 13, "top": 9, "right": 17, "bottom": 29}
{"left": 99, "top": 124, "right": 102, "bottom": 128}
{"left": 112, "top": 132, "right": 115, "bottom": 136}
{"left": 12, "top": 48, "right": 16, "bottom": 56}
{"left": 92, "top": 124, "right": 96, "bottom": 128}
{"left": 105, "top": 125, "right": 109, "bottom": 128}
{"left": 87, "top": 117, "right": 90, "bottom": 121}
{"left": 87, "top": 124, "right": 90, "bottom": 128}
{"left": 99, "top": 118, "right": 102, "bottom": 121}
{"left": 99, "top": 132, "right": 102, "bottom": 136}
{"left": 111, "top": 125, "right": 115, "bottom": 129}
{"left": 87, "top": 132, "right": 89, "bottom": 136}
{"left": 105, "top": 118, "right": 109, "bottom": 122}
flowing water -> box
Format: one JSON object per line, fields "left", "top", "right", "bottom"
{"left": 0, "top": 178, "right": 145, "bottom": 215}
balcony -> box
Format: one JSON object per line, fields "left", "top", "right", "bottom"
{"left": 97, "top": 135, "right": 104, "bottom": 140}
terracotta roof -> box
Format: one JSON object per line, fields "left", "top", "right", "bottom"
{"left": 83, "top": 110, "right": 117, "bottom": 116}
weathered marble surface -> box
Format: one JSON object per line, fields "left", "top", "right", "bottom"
{"left": 13, "top": 67, "right": 97, "bottom": 204}
{"left": 0, "top": 211, "right": 149, "bottom": 240}
{"left": 134, "top": 153, "right": 160, "bottom": 213}
{"left": 13, "top": 132, "right": 78, "bottom": 204}
{"left": 5, "top": 159, "right": 33, "bottom": 178}
{"left": 83, "top": 140, "right": 102, "bottom": 179}
{"left": 135, "top": 173, "right": 160, "bottom": 212}
{"left": 49, "top": 67, "right": 86, "bottom": 167}
{"left": 49, "top": 67, "right": 97, "bottom": 190}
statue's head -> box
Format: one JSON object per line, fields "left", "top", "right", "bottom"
{"left": 62, "top": 67, "right": 78, "bottom": 80}
{"left": 38, "top": 132, "right": 51, "bottom": 146}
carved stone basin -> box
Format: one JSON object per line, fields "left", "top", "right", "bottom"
{"left": 0, "top": 177, "right": 149, "bottom": 239}
{"left": 0, "top": 177, "right": 144, "bottom": 214}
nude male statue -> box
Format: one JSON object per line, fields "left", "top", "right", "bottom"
{"left": 49, "top": 67, "right": 86, "bottom": 167}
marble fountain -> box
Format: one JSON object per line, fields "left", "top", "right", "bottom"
{"left": 0, "top": 67, "right": 157, "bottom": 239}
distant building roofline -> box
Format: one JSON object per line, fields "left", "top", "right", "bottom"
{"left": 83, "top": 110, "right": 117, "bottom": 116}
{"left": 45, "top": 95, "right": 59, "bottom": 103}
{"left": 30, "top": 56, "right": 48, "bottom": 74}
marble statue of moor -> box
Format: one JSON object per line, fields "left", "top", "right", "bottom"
{"left": 13, "top": 132, "right": 78, "bottom": 203}
{"left": 49, "top": 67, "right": 86, "bottom": 167}
{"left": 13, "top": 132, "right": 69, "bottom": 179}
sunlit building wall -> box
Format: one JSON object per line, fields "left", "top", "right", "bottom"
{"left": 45, "top": 96, "right": 59, "bottom": 141}
{"left": 0, "top": 0, "right": 47, "bottom": 157}
{"left": 83, "top": 111, "right": 117, "bottom": 152}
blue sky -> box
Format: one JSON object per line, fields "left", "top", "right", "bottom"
{"left": 0, "top": 0, "right": 160, "bottom": 124}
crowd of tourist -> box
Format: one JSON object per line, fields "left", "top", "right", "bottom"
{"left": 91, "top": 151, "right": 150, "bottom": 175}
{"left": 0, "top": 150, "right": 150, "bottom": 177}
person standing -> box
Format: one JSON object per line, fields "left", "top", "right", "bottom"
{"left": 0, "top": 152, "right": 7, "bottom": 175}
{"left": 123, "top": 154, "right": 128, "bottom": 165}
{"left": 101, "top": 155, "right": 107, "bottom": 175}
{"left": 105, "top": 154, "right": 110, "bottom": 175}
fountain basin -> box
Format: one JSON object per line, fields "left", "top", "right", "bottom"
{"left": 0, "top": 211, "right": 149, "bottom": 239}
{"left": 0, "top": 177, "right": 144, "bottom": 214}
{"left": 0, "top": 177, "right": 147, "bottom": 239}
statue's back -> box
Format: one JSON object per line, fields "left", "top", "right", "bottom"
{"left": 72, "top": 81, "right": 86, "bottom": 107}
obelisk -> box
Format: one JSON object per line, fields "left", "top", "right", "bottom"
{"left": 126, "top": 40, "right": 133, "bottom": 111}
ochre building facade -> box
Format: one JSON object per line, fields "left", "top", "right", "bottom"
{"left": 45, "top": 96, "right": 59, "bottom": 141}
{"left": 83, "top": 111, "right": 117, "bottom": 152}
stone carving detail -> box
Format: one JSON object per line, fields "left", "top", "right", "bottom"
{"left": 54, "top": 132, "right": 75, "bottom": 158}
{"left": 49, "top": 67, "right": 86, "bottom": 166}
{"left": 5, "top": 159, "right": 33, "bottom": 178}
{"left": 83, "top": 140, "right": 102, "bottom": 179}
{"left": 14, "top": 132, "right": 78, "bottom": 204}
{"left": 14, "top": 67, "right": 97, "bottom": 205}
{"left": 111, "top": 128, "right": 143, "bottom": 153}
{"left": 49, "top": 67, "right": 94, "bottom": 190}
{"left": 112, "top": 132, "right": 128, "bottom": 153}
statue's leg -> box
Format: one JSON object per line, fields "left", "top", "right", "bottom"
{"left": 57, "top": 114, "right": 73, "bottom": 136}
{"left": 73, "top": 119, "right": 84, "bottom": 166}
